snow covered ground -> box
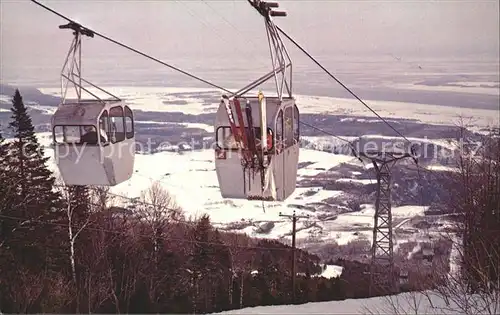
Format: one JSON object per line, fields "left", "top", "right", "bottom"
{"left": 29, "top": 131, "right": 441, "bottom": 255}
{"left": 35, "top": 131, "right": 360, "bottom": 228}
{"left": 135, "top": 120, "right": 213, "bottom": 132}
{"left": 317, "top": 265, "right": 344, "bottom": 279}
{"left": 2, "top": 83, "right": 481, "bottom": 258}
{"left": 214, "top": 291, "right": 468, "bottom": 314}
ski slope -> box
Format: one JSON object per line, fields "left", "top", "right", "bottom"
{"left": 215, "top": 291, "right": 467, "bottom": 314}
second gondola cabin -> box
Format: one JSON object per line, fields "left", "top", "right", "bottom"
{"left": 51, "top": 100, "right": 135, "bottom": 186}
{"left": 214, "top": 94, "right": 299, "bottom": 201}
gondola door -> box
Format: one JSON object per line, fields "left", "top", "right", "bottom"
{"left": 274, "top": 109, "right": 285, "bottom": 200}
{"left": 289, "top": 103, "right": 300, "bottom": 191}
{"left": 283, "top": 105, "right": 294, "bottom": 197}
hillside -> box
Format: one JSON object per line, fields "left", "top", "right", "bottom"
{"left": 0, "top": 85, "right": 497, "bottom": 313}
{"left": 2, "top": 85, "right": 488, "bottom": 264}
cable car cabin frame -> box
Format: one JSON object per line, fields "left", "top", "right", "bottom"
{"left": 213, "top": 0, "right": 299, "bottom": 202}
{"left": 51, "top": 21, "right": 135, "bottom": 186}
{"left": 215, "top": 96, "right": 299, "bottom": 201}
{"left": 51, "top": 100, "right": 135, "bottom": 186}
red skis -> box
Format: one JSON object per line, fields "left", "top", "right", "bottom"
{"left": 221, "top": 95, "right": 241, "bottom": 148}
{"left": 233, "top": 97, "right": 249, "bottom": 151}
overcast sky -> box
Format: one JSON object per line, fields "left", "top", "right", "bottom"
{"left": 1, "top": 0, "right": 499, "bottom": 86}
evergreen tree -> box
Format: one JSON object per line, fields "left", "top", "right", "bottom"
{"left": 8, "top": 89, "right": 60, "bottom": 208}
{"left": 256, "top": 247, "right": 280, "bottom": 305}
{"left": 212, "top": 229, "right": 232, "bottom": 312}
{"left": 191, "top": 214, "right": 213, "bottom": 313}
{"left": 0, "top": 128, "right": 17, "bottom": 243}
{"left": 0, "top": 129, "right": 12, "bottom": 208}
{"left": 0, "top": 128, "right": 15, "bottom": 310}
{"left": 6, "top": 89, "right": 62, "bottom": 271}
{"left": 0, "top": 129, "right": 7, "bottom": 162}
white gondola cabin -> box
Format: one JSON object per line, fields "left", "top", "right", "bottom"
{"left": 214, "top": 0, "right": 299, "bottom": 201}
{"left": 214, "top": 95, "right": 299, "bottom": 201}
{"left": 51, "top": 21, "right": 135, "bottom": 186}
{"left": 52, "top": 100, "right": 135, "bottom": 186}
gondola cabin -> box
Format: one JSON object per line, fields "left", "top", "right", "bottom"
{"left": 214, "top": 95, "right": 299, "bottom": 201}
{"left": 51, "top": 100, "right": 135, "bottom": 186}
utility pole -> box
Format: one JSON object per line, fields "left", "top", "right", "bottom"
{"left": 356, "top": 138, "right": 418, "bottom": 297}
{"left": 279, "top": 210, "right": 309, "bottom": 304}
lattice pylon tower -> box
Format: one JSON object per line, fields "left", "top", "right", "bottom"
{"left": 359, "top": 151, "right": 416, "bottom": 296}
{"left": 370, "top": 159, "right": 395, "bottom": 296}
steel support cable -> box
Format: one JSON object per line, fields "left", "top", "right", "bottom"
{"left": 30, "top": 0, "right": 436, "bottom": 231}
{"left": 274, "top": 25, "right": 412, "bottom": 145}
{"left": 273, "top": 23, "right": 423, "bottom": 192}
{"left": 31, "top": 0, "right": 359, "bottom": 152}
{"left": 30, "top": 0, "right": 233, "bottom": 94}
{"left": 32, "top": 0, "right": 387, "bottom": 173}
{"left": 33, "top": 0, "right": 413, "bottom": 149}
{"left": 199, "top": 0, "right": 268, "bottom": 67}
{"left": 299, "top": 120, "right": 362, "bottom": 161}
{"left": 176, "top": 0, "right": 269, "bottom": 70}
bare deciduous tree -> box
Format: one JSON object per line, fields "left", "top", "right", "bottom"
{"left": 138, "top": 181, "right": 183, "bottom": 256}
{"left": 55, "top": 178, "right": 93, "bottom": 312}
{"left": 136, "top": 181, "right": 184, "bottom": 310}
{"left": 370, "top": 130, "right": 499, "bottom": 315}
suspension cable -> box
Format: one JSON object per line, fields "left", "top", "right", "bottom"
{"left": 275, "top": 25, "right": 412, "bottom": 144}
{"left": 28, "top": 0, "right": 432, "bottom": 217}
{"left": 30, "top": 0, "right": 233, "bottom": 94}
{"left": 31, "top": 0, "right": 379, "bottom": 159}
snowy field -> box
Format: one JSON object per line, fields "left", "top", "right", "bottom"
{"left": 29, "top": 131, "right": 441, "bottom": 253}
{"left": 214, "top": 290, "right": 488, "bottom": 315}
{"left": 2, "top": 83, "right": 490, "bottom": 255}
{"left": 36, "top": 86, "right": 500, "bottom": 130}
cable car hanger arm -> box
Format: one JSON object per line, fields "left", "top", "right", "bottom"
{"left": 30, "top": 0, "right": 233, "bottom": 95}
{"left": 245, "top": 0, "right": 292, "bottom": 100}
{"left": 34, "top": 0, "right": 364, "bottom": 162}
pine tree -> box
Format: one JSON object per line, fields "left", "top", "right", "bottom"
{"left": 0, "top": 127, "right": 19, "bottom": 257}
{"left": 191, "top": 214, "right": 216, "bottom": 313}
{"left": 0, "top": 129, "right": 7, "bottom": 160}
{"left": 0, "top": 128, "right": 15, "bottom": 311}
{"left": 212, "top": 229, "right": 232, "bottom": 312}
{"left": 0, "top": 129, "right": 15, "bottom": 238}
{"left": 6, "top": 89, "right": 62, "bottom": 271}
{"left": 8, "top": 89, "right": 60, "bottom": 208}
{"left": 0, "top": 129, "right": 11, "bottom": 205}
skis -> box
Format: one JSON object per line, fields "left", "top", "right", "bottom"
{"left": 258, "top": 91, "right": 267, "bottom": 153}
{"left": 221, "top": 95, "right": 241, "bottom": 148}
{"left": 222, "top": 94, "right": 270, "bottom": 204}
{"left": 245, "top": 100, "right": 258, "bottom": 160}
{"left": 233, "top": 97, "right": 249, "bottom": 151}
